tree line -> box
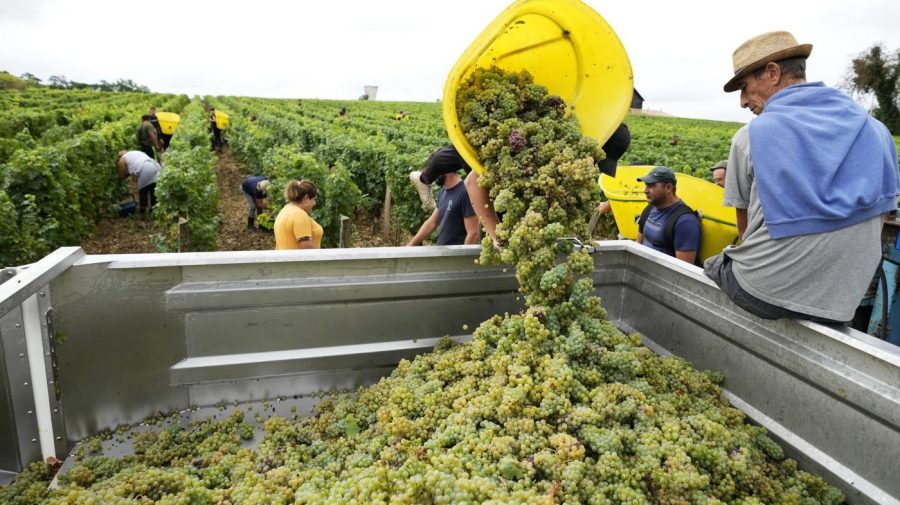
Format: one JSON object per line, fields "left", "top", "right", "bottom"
{"left": 0, "top": 71, "right": 150, "bottom": 93}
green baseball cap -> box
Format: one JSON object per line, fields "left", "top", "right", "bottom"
{"left": 637, "top": 166, "right": 677, "bottom": 185}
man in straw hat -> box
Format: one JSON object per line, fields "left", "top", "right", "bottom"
{"left": 704, "top": 31, "right": 899, "bottom": 323}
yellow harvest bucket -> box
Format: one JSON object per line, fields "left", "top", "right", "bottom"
{"left": 599, "top": 166, "right": 740, "bottom": 262}
{"left": 156, "top": 112, "right": 180, "bottom": 135}
{"left": 443, "top": 0, "right": 633, "bottom": 174}
{"left": 215, "top": 110, "right": 229, "bottom": 130}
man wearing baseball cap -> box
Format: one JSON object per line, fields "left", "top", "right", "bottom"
{"left": 710, "top": 160, "right": 727, "bottom": 188}
{"left": 636, "top": 166, "right": 701, "bottom": 265}
{"left": 704, "top": 31, "right": 899, "bottom": 323}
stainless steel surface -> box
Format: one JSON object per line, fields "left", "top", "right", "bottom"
{"left": 171, "top": 335, "right": 472, "bottom": 384}
{"left": 0, "top": 248, "right": 83, "bottom": 317}
{"left": 597, "top": 241, "right": 900, "bottom": 505}
{"left": 50, "top": 246, "right": 520, "bottom": 443}
{"left": 0, "top": 307, "right": 40, "bottom": 474}
{"left": 36, "top": 291, "right": 66, "bottom": 459}
{"left": 0, "top": 243, "right": 898, "bottom": 503}
{"left": 0, "top": 268, "right": 18, "bottom": 287}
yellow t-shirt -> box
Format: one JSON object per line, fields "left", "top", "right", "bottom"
{"left": 274, "top": 204, "right": 323, "bottom": 249}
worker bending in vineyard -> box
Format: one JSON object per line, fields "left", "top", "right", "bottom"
{"left": 635, "top": 166, "right": 701, "bottom": 265}
{"left": 240, "top": 175, "right": 270, "bottom": 231}
{"left": 116, "top": 150, "right": 161, "bottom": 215}
{"left": 274, "top": 180, "right": 322, "bottom": 249}
{"left": 704, "top": 31, "right": 900, "bottom": 323}
{"left": 407, "top": 149, "right": 479, "bottom": 246}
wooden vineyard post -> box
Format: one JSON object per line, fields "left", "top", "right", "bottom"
{"left": 382, "top": 185, "right": 392, "bottom": 242}
{"left": 339, "top": 215, "right": 351, "bottom": 248}
{"left": 177, "top": 217, "right": 190, "bottom": 252}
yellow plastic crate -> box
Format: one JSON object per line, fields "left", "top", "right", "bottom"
{"left": 600, "top": 166, "right": 739, "bottom": 262}
{"left": 443, "top": 0, "right": 633, "bottom": 174}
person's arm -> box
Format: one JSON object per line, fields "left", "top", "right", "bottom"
{"left": 297, "top": 238, "right": 318, "bottom": 249}
{"left": 293, "top": 211, "right": 317, "bottom": 249}
{"left": 635, "top": 232, "right": 644, "bottom": 245}
{"left": 736, "top": 208, "right": 748, "bottom": 240}
{"left": 675, "top": 250, "right": 697, "bottom": 264}
{"left": 464, "top": 171, "right": 500, "bottom": 243}
{"left": 673, "top": 213, "right": 701, "bottom": 265}
{"left": 117, "top": 157, "right": 128, "bottom": 179}
{"left": 255, "top": 198, "right": 268, "bottom": 210}
{"left": 463, "top": 215, "right": 480, "bottom": 245}
{"left": 149, "top": 129, "right": 161, "bottom": 151}
{"left": 407, "top": 209, "right": 440, "bottom": 246}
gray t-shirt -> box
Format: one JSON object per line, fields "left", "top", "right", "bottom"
{"left": 122, "top": 151, "right": 161, "bottom": 190}
{"left": 723, "top": 125, "right": 883, "bottom": 322}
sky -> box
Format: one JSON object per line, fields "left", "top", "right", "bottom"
{"left": 1, "top": 0, "right": 898, "bottom": 123}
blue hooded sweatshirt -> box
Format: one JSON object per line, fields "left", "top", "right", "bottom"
{"left": 749, "top": 82, "right": 899, "bottom": 239}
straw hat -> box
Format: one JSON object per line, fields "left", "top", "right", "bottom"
{"left": 723, "top": 31, "right": 812, "bottom": 92}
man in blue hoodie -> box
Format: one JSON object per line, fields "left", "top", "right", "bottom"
{"left": 704, "top": 31, "right": 900, "bottom": 323}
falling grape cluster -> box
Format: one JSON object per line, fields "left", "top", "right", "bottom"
{"left": 0, "top": 67, "right": 843, "bottom": 504}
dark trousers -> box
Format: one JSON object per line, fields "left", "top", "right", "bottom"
{"left": 210, "top": 126, "right": 223, "bottom": 150}
{"left": 138, "top": 183, "right": 157, "bottom": 214}
{"left": 703, "top": 253, "right": 845, "bottom": 324}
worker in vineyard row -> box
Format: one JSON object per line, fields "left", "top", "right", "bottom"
{"left": 704, "top": 31, "right": 899, "bottom": 323}
{"left": 635, "top": 166, "right": 701, "bottom": 265}
{"left": 147, "top": 107, "right": 163, "bottom": 150}
{"left": 208, "top": 108, "right": 224, "bottom": 152}
{"left": 407, "top": 149, "right": 480, "bottom": 246}
{"left": 466, "top": 122, "right": 631, "bottom": 246}
{"left": 137, "top": 115, "right": 162, "bottom": 160}
{"left": 274, "top": 179, "right": 323, "bottom": 249}
{"left": 409, "top": 145, "right": 472, "bottom": 211}
{"left": 240, "top": 175, "right": 270, "bottom": 232}
{"left": 711, "top": 160, "right": 727, "bottom": 188}
{"left": 116, "top": 150, "right": 161, "bottom": 215}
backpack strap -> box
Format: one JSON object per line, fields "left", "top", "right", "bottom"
{"left": 664, "top": 203, "right": 702, "bottom": 265}
{"left": 637, "top": 204, "right": 653, "bottom": 234}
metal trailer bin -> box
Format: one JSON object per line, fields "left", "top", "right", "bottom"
{"left": 0, "top": 243, "right": 898, "bottom": 504}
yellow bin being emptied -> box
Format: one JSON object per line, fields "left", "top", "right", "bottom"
{"left": 156, "top": 112, "right": 181, "bottom": 135}
{"left": 443, "top": 0, "right": 633, "bottom": 174}
{"left": 599, "top": 166, "right": 740, "bottom": 262}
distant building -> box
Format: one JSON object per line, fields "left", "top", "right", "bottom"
{"left": 631, "top": 89, "right": 644, "bottom": 110}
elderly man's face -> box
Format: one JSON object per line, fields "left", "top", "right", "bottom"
{"left": 739, "top": 73, "right": 771, "bottom": 116}
{"left": 712, "top": 168, "right": 726, "bottom": 188}
{"left": 738, "top": 63, "right": 786, "bottom": 115}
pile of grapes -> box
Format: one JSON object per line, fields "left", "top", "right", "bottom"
{"left": 1, "top": 67, "right": 843, "bottom": 504}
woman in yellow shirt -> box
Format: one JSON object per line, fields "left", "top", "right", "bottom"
{"left": 274, "top": 180, "right": 323, "bottom": 249}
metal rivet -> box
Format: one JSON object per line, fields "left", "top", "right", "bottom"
{"left": 23, "top": 382, "right": 29, "bottom": 387}
{"left": 31, "top": 438, "right": 37, "bottom": 443}
{"left": 56, "top": 436, "right": 62, "bottom": 441}
{"left": 15, "top": 323, "right": 20, "bottom": 328}
{"left": 39, "top": 292, "right": 45, "bottom": 297}
{"left": 27, "top": 411, "right": 33, "bottom": 415}
{"left": 53, "top": 408, "right": 59, "bottom": 413}
{"left": 18, "top": 353, "right": 25, "bottom": 358}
